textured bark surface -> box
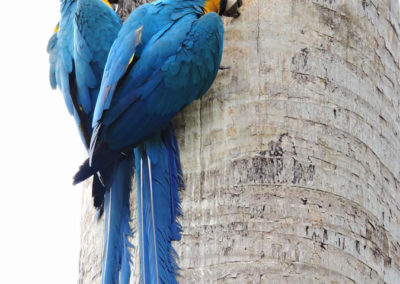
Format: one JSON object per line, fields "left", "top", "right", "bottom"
{"left": 116, "top": 0, "right": 147, "bottom": 20}
{"left": 79, "top": 0, "right": 400, "bottom": 283}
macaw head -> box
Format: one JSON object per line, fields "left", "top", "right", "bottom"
{"left": 204, "top": 0, "right": 243, "bottom": 18}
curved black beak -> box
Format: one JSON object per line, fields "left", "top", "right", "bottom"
{"left": 223, "top": 0, "right": 243, "bottom": 18}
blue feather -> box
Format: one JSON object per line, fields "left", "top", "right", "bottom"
{"left": 88, "top": 12, "right": 224, "bottom": 151}
{"left": 73, "top": 2, "right": 225, "bottom": 284}
{"left": 134, "top": 131, "right": 182, "bottom": 284}
{"left": 102, "top": 157, "right": 134, "bottom": 284}
{"left": 49, "top": 1, "right": 137, "bottom": 284}
{"left": 47, "top": 30, "right": 58, "bottom": 89}
{"left": 162, "top": 125, "right": 184, "bottom": 241}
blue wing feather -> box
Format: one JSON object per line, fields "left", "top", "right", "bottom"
{"left": 90, "top": 12, "right": 224, "bottom": 151}
{"left": 48, "top": 0, "right": 122, "bottom": 143}
{"left": 70, "top": 2, "right": 138, "bottom": 284}
{"left": 162, "top": 125, "right": 184, "bottom": 241}
{"left": 48, "top": 2, "right": 138, "bottom": 284}
{"left": 73, "top": 22, "right": 96, "bottom": 113}
{"left": 135, "top": 135, "right": 181, "bottom": 284}
{"left": 54, "top": 1, "right": 76, "bottom": 115}
{"left": 73, "top": 3, "right": 224, "bottom": 284}
{"left": 92, "top": 2, "right": 216, "bottom": 129}
{"left": 102, "top": 157, "right": 134, "bottom": 284}
{"left": 47, "top": 31, "right": 58, "bottom": 89}
{"left": 83, "top": 7, "right": 223, "bottom": 284}
{"left": 92, "top": 22, "right": 144, "bottom": 127}
{"left": 74, "top": 0, "right": 122, "bottom": 115}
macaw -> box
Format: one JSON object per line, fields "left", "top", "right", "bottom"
{"left": 73, "top": 0, "right": 241, "bottom": 283}
{"left": 47, "top": 1, "right": 139, "bottom": 283}
{"left": 48, "top": 0, "right": 121, "bottom": 211}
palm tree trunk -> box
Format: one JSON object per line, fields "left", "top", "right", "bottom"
{"left": 79, "top": 0, "right": 400, "bottom": 283}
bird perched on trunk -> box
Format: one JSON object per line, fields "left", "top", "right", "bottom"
{"left": 73, "top": 0, "right": 242, "bottom": 283}
{"left": 47, "top": 1, "right": 139, "bottom": 283}
{"left": 48, "top": 0, "right": 121, "bottom": 214}
{"left": 49, "top": 1, "right": 186, "bottom": 283}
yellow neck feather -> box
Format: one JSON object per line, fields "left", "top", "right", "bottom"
{"left": 101, "top": 0, "right": 112, "bottom": 8}
{"left": 204, "top": 0, "right": 221, "bottom": 14}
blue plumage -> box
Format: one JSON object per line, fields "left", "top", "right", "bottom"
{"left": 162, "top": 125, "right": 184, "bottom": 241}
{"left": 134, "top": 126, "right": 184, "bottom": 284}
{"left": 55, "top": 0, "right": 76, "bottom": 116}
{"left": 102, "top": 156, "right": 134, "bottom": 284}
{"left": 89, "top": 10, "right": 224, "bottom": 152}
{"left": 73, "top": 1, "right": 225, "bottom": 283}
{"left": 48, "top": 1, "right": 140, "bottom": 283}
{"left": 47, "top": 26, "right": 59, "bottom": 90}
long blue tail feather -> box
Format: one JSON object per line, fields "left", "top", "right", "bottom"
{"left": 134, "top": 126, "right": 183, "bottom": 284}
{"left": 102, "top": 157, "right": 134, "bottom": 284}
{"left": 161, "top": 125, "right": 184, "bottom": 241}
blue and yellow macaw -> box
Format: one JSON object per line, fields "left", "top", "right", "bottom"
{"left": 48, "top": 0, "right": 121, "bottom": 211}
{"left": 48, "top": 1, "right": 140, "bottom": 283}
{"left": 73, "top": 0, "right": 241, "bottom": 283}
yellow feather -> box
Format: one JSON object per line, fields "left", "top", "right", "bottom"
{"left": 129, "top": 54, "right": 135, "bottom": 65}
{"left": 127, "top": 27, "right": 143, "bottom": 68}
{"left": 204, "top": 0, "right": 221, "bottom": 14}
{"left": 101, "top": 0, "right": 112, "bottom": 9}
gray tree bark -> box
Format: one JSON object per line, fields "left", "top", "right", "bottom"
{"left": 79, "top": 0, "right": 400, "bottom": 283}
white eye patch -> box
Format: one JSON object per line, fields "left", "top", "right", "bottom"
{"left": 222, "top": 0, "right": 243, "bottom": 18}
{"left": 225, "top": 0, "right": 239, "bottom": 11}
